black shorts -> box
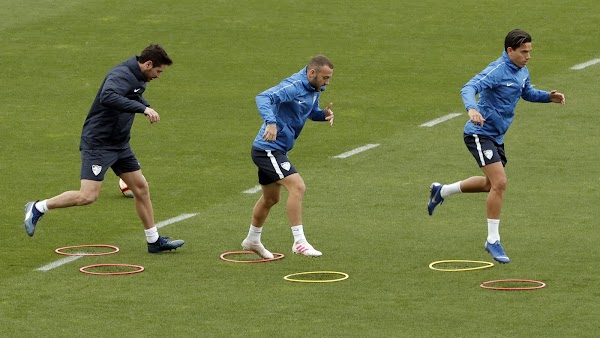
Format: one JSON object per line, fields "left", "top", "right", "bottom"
{"left": 80, "top": 148, "right": 141, "bottom": 181}
{"left": 464, "top": 134, "right": 507, "bottom": 167}
{"left": 251, "top": 147, "right": 298, "bottom": 185}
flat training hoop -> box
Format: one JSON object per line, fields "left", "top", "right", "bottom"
{"left": 219, "top": 251, "right": 285, "bottom": 263}
{"left": 55, "top": 244, "right": 120, "bottom": 256}
{"left": 480, "top": 279, "right": 546, "bottom": 291}
{"left": 79, "top": 263, "right": 144, "bottom": 276}
{"left": 284, "top": 271, "right": 349, "bottom": 283}
{"left": 429, "top": 260, "right": 494, "bottom": 272}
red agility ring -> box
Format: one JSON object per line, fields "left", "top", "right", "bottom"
{"left": 55, "top": 244, "right": 120, "bottom": 256}
{"left": 220, "top": 251, "right": 285, "bottom": 263}
{"left": 79, "top": 263, "right": 144, "bottom": 275}
{"left": 480, "top": 279, "right": 546, "bottom": 291}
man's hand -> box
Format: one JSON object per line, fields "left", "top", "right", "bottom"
{"left": 143, "top": 107, "right": 160, "bottom": 123}
{"left": 324, "top": 102, "right": 334, "bottom": 126}
{"left": 549, "top": 90, "right": 566, "bottom": 105}
{"left": 262, "top": 123, "right": 277, "bottom": 141}
{"left": 468, "top": 108, "right": 485, "bottom": 126}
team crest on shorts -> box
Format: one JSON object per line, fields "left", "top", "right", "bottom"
{"left": 91, "top": 165, "right": 102, "bottom": 176}
{"left": 280, "top": 162, "right": 291, "bottom": 171}
{"left": 483, "top": 150, "right": 493, "bottom": 160}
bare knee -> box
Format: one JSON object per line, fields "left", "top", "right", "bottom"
{"left": 262, "top": 194, "right": 280, "bottom": 207}
{"left": 78, "top": 191, "right": 99, "bottom": 205}
{"left": 491, "top": 177, "right": 507, "bottom": 193}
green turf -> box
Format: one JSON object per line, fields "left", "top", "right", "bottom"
{"left": 1, "top": 0, "right": 599, "bottom": 336}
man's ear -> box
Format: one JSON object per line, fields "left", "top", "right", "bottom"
{"left": 142, "top": 60, "right": 154, "bottom": 69}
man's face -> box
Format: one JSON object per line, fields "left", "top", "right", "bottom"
{"left": 307, "top": 66, "right": 333, "bottom": 91}
{"left": 507, "top": 42, "right": 532, "bottom": 68}
{"left": 140, "top": 61, "right": 167, "bottom": 81}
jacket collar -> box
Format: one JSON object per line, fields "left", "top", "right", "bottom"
{"left": 502, "top": 51, "right": 522, "bottom": 71}
{"left": 127, "top": 56, "right": 147, "bottom": 82}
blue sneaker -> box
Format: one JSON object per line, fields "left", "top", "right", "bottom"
{"left": 427, "top": 183, "right": 444, "bottom": 215}
{"left": 485, "top": 241, "right": 510, "bottom": 263}
{"left": 148, "top": 236, "right": 185, "bottom": 253}
{"left": 24, "top": 201, "right": 44, "bottom": 237}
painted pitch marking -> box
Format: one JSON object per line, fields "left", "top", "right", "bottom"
{"left": 36, "top": 256, "right": 83, "bottom": 272}
{"left": 420, "top": 113, "right": 462, "bottom": 127}
{"left": 570, "top": 58, "right": 600, "bottom": 70}
{"left": 35, "top": 213, "right": 199, "bottom": 272}
{"left": 333, "top": 144, "right": 380, "bottom": 159}
{"left": 242, "top": 185, "right": 262, "bottom": 194}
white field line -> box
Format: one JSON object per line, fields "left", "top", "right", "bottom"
{"left": 35, "top": 213, "right": 199, "bottom": 272}
{"left": 156, "top": 213, "right": 198, "bottom": 229}
{"left": 333, "top": 144, "right": 380, "bottom": 159}
{"left": 242, "top": 185, "right": 262, "bottom": 194}
{"left": 570, "top": 58, "right": 600, "bottom": 70}
{"left": 36, "top": 256, "right": 83, "bottom": 272}
{"left": 420, "top": 113, "right": 462, "bottom": 127}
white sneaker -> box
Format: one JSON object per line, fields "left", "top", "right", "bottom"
{"left": 241, "top": 238, "right": 274, "bottom": 259}
{"left": 292, "top": 241, "right": 322, "bottom": 257}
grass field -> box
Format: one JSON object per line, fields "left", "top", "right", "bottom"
{"left": 1, "top": 0, "right": 600, "bottom": 336}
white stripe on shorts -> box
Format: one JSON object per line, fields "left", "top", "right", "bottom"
{"left": 266, "top": 150, "right": 284, "bottom": 179}
{"left": 473, "top": 134, "right": 486, "bottom": 166}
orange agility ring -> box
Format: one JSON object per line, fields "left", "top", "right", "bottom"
{"left": 55, "top": 244, "right": 120, "bottom": 256}
{"left": 480, "top": 279, "right": 546, "bottom": 291}
{"left": 220, "top": 251, "right": 285, "bottom": 263}
{"left": 79, "top": 263, "right": 144, "bottom": 275}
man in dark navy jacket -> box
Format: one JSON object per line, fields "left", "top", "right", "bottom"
{"left": 24, "top": 44, "right": 185, "bottom": 253}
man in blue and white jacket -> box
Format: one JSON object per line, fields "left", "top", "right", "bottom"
{"left": 242, "top": 55, "right": 335, "bottom": 258}
{"left": 427, "top": 29, "right": 565, "bottom": 263}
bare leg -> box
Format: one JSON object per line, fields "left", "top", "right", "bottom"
{"left": 480, "top": 162, "right": 507, "bottom": 219}
{"left": 459, "top": 176, "right": 491, "bottom": 193}
{"left": 46, "top": 179, "right": 102, "bottom": 209}
{"left": 251, "top": 183, "right": 281, "bottom": 227}
{"left": 278, "top": 173, "right": 305, "bottom": 226}
{"left": 120, "top": 171, "right": 154, "bottom": 230}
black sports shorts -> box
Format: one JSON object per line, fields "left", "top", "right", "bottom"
{"left": 464, "top": 134, "right": 507, "bottom": 168}
{"left": 251, "top": 147, "right": 298, "bottom": 185}
{"left": 80, "top": 148, "right": 141, "bottom": 181}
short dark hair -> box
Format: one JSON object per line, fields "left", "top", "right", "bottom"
{"left": 307, "top": 55, "right": 334, "bottom": 71}
{"left": 139, "top": 44, "right": 173, "bottom": 67}
{"left": 505, "top": 29, "right": 532, "bottom": 51}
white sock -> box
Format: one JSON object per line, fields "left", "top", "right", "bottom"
{"left": 247, "top": 225, "right": 263, "bottom": 243}
{"left": 144, "top": 227, "right": 159, "bottom": 243}
{"left": 440, "top": 181, "right": 462, "bottom": 199}
{"left": 291, "top": 225, "right": 306, "bottom": 243}
{"left": 487, "top": 219, "right": 500, "bottom": 243}
{"left": 35, "top": 200, "right": 49, "bottom": 213}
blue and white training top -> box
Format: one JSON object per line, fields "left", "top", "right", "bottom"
{"left": 252, "top": 67, "right": 327, "bottom": 153}
{"left": 461, "top": 51, "right": 550, "bottom": 144}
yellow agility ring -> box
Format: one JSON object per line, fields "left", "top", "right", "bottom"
{"left": 284, "top": 271, "right": 349, "bottom": 283}
{"left": 429, "top": 260, "right": 494, "bottom": 272}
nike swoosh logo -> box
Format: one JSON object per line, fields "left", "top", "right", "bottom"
{"left": 134, "top": 88, "right": 142, "bottom": 93}
{"left": 506, "top": 83, "right": 514, "bottom": 87}
{"left": 298, "top": 100, "right": 305, "bottom": 104}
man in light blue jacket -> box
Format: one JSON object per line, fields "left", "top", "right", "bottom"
{"left": 427, "top": 29, "right": 565, "bottom": 263}
{"left": 242, "top": 55, "right": 335, "bottom": 258}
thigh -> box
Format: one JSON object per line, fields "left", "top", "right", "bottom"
{"left": 251, "top": 147, "right": 298, "bottom": 185}
{"left": 80, "top": 149, "right": 119, "bottom": 181}
{"left": 464, "top": 134, "right": 507, "bottom": 168}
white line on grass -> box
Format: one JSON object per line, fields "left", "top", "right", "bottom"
{"left": 242, "top": 185, "right": 262, "bottom": 194}
{"left": 570, "top": 58, "right": 600, "bottom": 70}
{"left": 36, "top": 256, "right": 83, "bottom": 272}
{"left": 333, "top": 144, "right": 380, "bottom": 159}
{"left": 35, "top": 213, "right": 199, "bottom": 272}
{"left": 420, "top": 113, "right": 462, "bottom": 127}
